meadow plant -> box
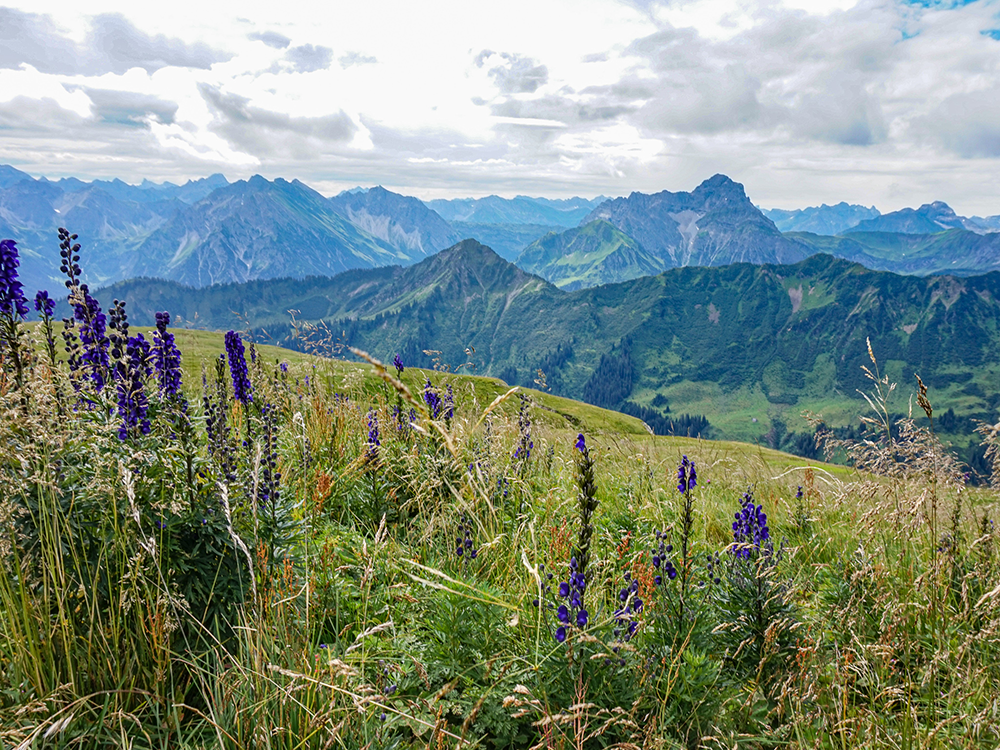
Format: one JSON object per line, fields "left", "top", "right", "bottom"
{"left": 34, "top": 289, "right": 58, "bottom": 366}
{"left": 225, "top": 329, "right": 253, "bottom": 405}
{"left": 706, "top": 487, "right": 799, "bottom": 725}
{"left": 0, "top": 238, "right": 28, "bottom": 389}
{"left": 423, "top": 377, "right": 442, "bottom": 417}
{"left": 153, "top": 311, "right": 184, "bottom": 400}
{"left": 573, "top": 432, "right": 598, "bottom": 583}
{"left": 676, "top": 454, "right": 697, "bottom": 611}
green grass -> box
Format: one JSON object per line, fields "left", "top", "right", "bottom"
{"left": 3, "top": 321, "right": 999, "bottom": 748}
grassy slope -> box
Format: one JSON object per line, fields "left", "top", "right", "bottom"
{"left": 29, "top": 322, "right": 862, "bottom": 474}
{"left": 37, "top": 323, "right": 862, "bottom": 479}
{"left": 9, "top": 320, "right": 998, "bottom": 748}
{"left": 85, "top": 246, "right": 1000, "bottom": 469}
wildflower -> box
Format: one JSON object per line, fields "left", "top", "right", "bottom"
{"left": 675, "top": 455, "right": 698, "bottom": 612}
{"left": 69, "top": 285, "right": 110, "bottom": 392}
{"left": 552, "top": 556, "right": 588, "bottom": 642}
{"left": 456, "top": 514, "right": 478, "bottom": 560}
{"left": 574, "top": 433, "right": 598, "bottom": 583}
{"left": 0, "top": 239, "right": 28, "bottom": 320}
{"left": 677, "top": 455, "right": 696, "bottom": 493}
{"left": 57, "top": 227, "right": 82, "bottom": 288}
{"left": 116, "top": 334, "right": 152, "bottom": 440}
{"left": 444, "top": 383, "right": 454, "bottom": 421}
{"left": 705, "top": 551, "right": 721, "bottom": 585}
{"left": 393, "top": 354, "right": 404, "bottom": 375}
{"left": 225, "top": 330, "right": 253, "bottom": 405}
{"left": 613, "top": 573, "right": 641, "bottom": 642}
{"left": 575, "top": 433, "right": 586, "bottom": 452}
{"left": 35, "top": 290, "right": 58, "bottom": 366}
{"left": 732, "top": 487, "right": 770, "bottom": 559}
{"left": 34, "top": 290, "right": 55, "bottom": 319}
{"left": 423, "top": 379, "right": 442, "bottom": 418}
{"left": 152, "top": 311, "right": 183, "bottom": 398}
{"left": 652, "top": 531, "right": 678, "bottom": 585}
{"left": 365, "top": 408, "right": 380, "bottom": 463}
{"left": 258, "top": 403, "right": 281, "bottom": 509}
{"left": 108, "top": 299, "right": 129, "bottom": 363}
{"left": 513, "top": 395, "right": 532, "bottom": 464}
{"left": 0, "top": 238, "right": 29, "bottom": 389}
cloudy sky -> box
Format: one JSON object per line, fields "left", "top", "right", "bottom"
{"left": 1, "top": 0, "right": 999, "bottom": 213}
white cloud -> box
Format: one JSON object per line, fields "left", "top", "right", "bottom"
{"left": 0, "top": 0, "right": 999, "bottom": 214}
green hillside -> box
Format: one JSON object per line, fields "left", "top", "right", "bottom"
{"left": 92, "top": 241, "right": 1000, "bottom": 470}
{"left": 791, "top": 228, "right": 1000, "bottom": 276}
{"left": 517, "top": 219, "right": 664, "bottom": 289}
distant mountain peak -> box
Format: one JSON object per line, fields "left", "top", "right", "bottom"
{"left": 699, "top": 173, "right": 740, "bottom": 190}
{"left": 579, "top": 175, "right": 804, "bottom": 274}
{"left": 763, "top": 202, "right": 880, "bottom": 235}
{"left": 845, "top": 200, "right": 986, "bottom": 235}
{"left": 433, "top": 237, "right": 498, "bottom": 262}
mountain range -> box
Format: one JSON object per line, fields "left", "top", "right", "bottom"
{"left": 762, "top": 202, "right": 880, "bottom": 235}
{"left": 844, "top": 201, "right": 999, "bottom": 235}
{"left": 518, "top": 179, "right": 1000, "bottom": 289}
{"left": 426, "top": 194, "right": 606, "bottom": 226}
{"left": 4, "top": 164, "right": 1000, "bottom": 295}
{"left": 92, "top": 239, "right": 1000, "bottom": 464}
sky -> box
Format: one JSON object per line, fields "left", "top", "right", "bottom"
{"left": 1, "top": 0, "right": 999, "bottom": 214}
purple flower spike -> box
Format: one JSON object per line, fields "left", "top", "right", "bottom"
{"left": 575, "top": 433, "right": 586, "bottom": 452}
{"left": 677, "top": 455, "right": 696, "bottom": 493}
{"left": 153, "top": 311, "right": 183, "bottom": 398}
{"left": 0, "top": 239, "right": 28, "bottom": 320}
{"left": 225, "top": 330, "right": 253, "bottom": 405}
{"left": 423, "top": 379, "right": 442, "bottom": 418}
{"left": 34, "top": 290, "right": 55, "bottom": 319}
{"left": 116, "top": 333, "right": 152, "bottom": 440}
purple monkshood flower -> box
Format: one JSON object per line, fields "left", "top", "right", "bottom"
{"left": 677, "top": 455, "right": 696, "bottom": 493}
{"left": 34, "top": 290, "right": 55, "bottom": 319}
{"left": 116, "top": 334, "right": 152, "bottom": 440}
{"left": 225, "top": 330, "right": 253, "bottom": 405}
{"left": 651, "top": 531, "right": 677, "bottom": 584}
{"left": 732, "top": 487, "right": 770, "bottom": 559}
{"left": 365, "top": 408, "right": 380, "bottom": 463}
{"left": 444, "top": 383, "right": 454, "bottom": 421}
{"left": 393, "top": 354, "right": 404, "bottom": 376}
{"left": 456, "top": 514, "right": 478, "bottom": 561}
{"left": 575, "top": 433, "right": 586, "bottom": 453}
{"left": 34, "top": 290, "right": 58, "bottom": 363}
{"left": 152, "top": 311, "right": 183, "bottom": 398}
{"left": 423, "top": 379, "right": 442, "bottom": 418}
{"left": 0, "top": 239, "right": 29, "bottom": 320}
{"left": 71, "top": 286, "right": 110, "bottom": 392}
{"left": 552, "top": 555, "right": 588, "bottom": 641}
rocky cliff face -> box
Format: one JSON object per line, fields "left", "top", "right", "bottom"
{"left": 129, "top": 177, "right": 406, "bottom": 287}
{"left": 329, "top": 186, "right": 460, "bottom": 258}
{"left": 585, "top": 174, "right": 809, "bottom": 269}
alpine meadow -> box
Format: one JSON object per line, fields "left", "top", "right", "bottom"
{"left": 4, "top": 0, "right": 1000, "bottom": 748}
